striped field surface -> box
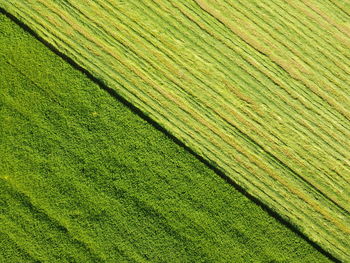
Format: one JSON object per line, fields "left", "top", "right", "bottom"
{"left": 0, "top": 13, "right": 333, "bottom": 262}
{"left": 1, "top": 0, "right": 349, "bottom": 261}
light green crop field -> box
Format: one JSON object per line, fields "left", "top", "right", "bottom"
{"left": 0, "top": 13, "right": 334, "bottom": 262}
{"left": 1, "top": 0, "right": 348, "bottom": 261}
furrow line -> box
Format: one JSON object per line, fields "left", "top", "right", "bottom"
{"left": 226, "top": 0, "right": 350, "bottom": 90}
{"left": 300, "top": 0, "right": 350, "bottom": 38}
{"left": 328, "top": 0, "right": 350, "bottom": 17}
{"left": 270, "top": 0, "right": 350, "bottom": 63}
{"left": 160, "top": 1, "right": 350, "bottom": 185}
{"left": 3, "top": 1, "right": 349, "bottom": 260}
{"left": 28, "top": 0, "right": 350, "bottom": 232}
{"left": 248, "top": 1, "right": 350, "bottom": 83}
{"left": 172, "top": 0, "right": 350, "bottom": 137}
{"left": 6, "top": 0, "right": 350, "bottom": 204}
{"left": 60, "top": 0, "right": 350, "bottom": 207}
{"left": 193, "top": 0, "right": 350, "bottom": 122}
{"left": 285, "top": 0, "right": 350, "bottom": 48}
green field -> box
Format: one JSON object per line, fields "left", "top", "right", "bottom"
{"left": 0, "top": 13, "right": 334, "bottom": 262}
{"left": 1, "top": 0, "right": 348, "bottom": 261}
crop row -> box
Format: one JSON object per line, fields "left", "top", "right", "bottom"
{"left": 1, "top": 0, "right": 349, "bottom": 260}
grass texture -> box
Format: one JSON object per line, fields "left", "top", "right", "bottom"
{"left": 0, "top": 0, "right": 350, "bottom": 260}
{"left": 1, "top": 0, "right": 348, "bottom": 260}
{"left": 0, "top": 13, "right": 334, "bottom": 262}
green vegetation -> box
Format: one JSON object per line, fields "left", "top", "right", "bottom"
{"left": 0, "top": 13, "right": 332, "bottom": 262}
{"left": 1, "top": 0, "right": 349, "bottom": 260}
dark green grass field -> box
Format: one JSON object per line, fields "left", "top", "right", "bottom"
{"left": 0, "top": 13, "right": 332, "bottom": 262}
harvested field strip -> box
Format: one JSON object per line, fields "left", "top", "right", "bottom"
{"left": 222, "top": 1, "right": 349, "bottom": 87}
{"left": 1, "top": 0, "right": 349, "bottom": 261}
{"left": 0, "top": 13, "right": 333, "bottom": 262}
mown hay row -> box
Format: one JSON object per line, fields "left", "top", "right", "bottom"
{"left": 1, "top": 0, "right": 349, "bottom": 261}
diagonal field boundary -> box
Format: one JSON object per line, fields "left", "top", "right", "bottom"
{"left": 1, "top": 0, "right": 349, "bottom": 261}
{"left": 0, "top": 7, "right": 340, "bottom": 263}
